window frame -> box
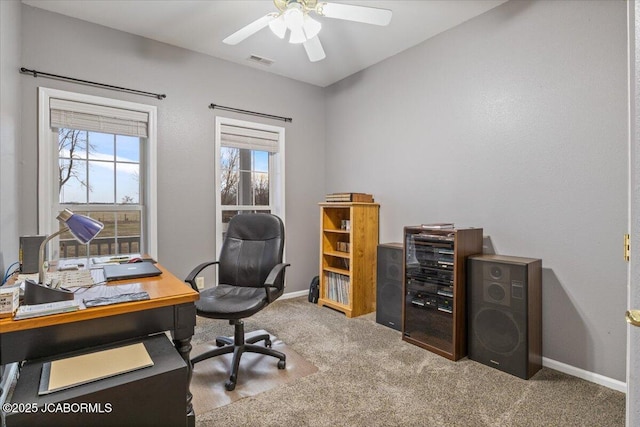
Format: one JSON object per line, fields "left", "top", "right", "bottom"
{"left": 37, "top": 87, "right": 158, "bottom": 259}
{"left": 214, "top": 116, "right": 285, "bottom": 256}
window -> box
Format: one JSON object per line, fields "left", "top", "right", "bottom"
{"left": 38, "top": 88, "right": 157, "bottom": 259}
{"left": 215, "top": 117, "right": 285, "bottom": 254}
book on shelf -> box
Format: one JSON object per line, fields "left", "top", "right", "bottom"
{"left": 325, "top": 193, "right": 374, "bottom": 203}
{"left": 13, "top": 300, "right": 80, "bottom": 320}
{"left": 324, "top": 271, "right": 350, "bottom": 305}
{"left": 336, "top": 241, "right": 350, "bottom": 252}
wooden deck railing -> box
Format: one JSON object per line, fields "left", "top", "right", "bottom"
{"left": 60, "top": 236, "right": 140, "bottom": 257}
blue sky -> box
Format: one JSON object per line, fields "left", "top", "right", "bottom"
{"left": 59, "top": 131, "right": 140, "bottom": 204}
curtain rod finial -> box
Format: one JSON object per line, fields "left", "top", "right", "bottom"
{"left": 19, "top": 67, "right": 37, "bottom": 77}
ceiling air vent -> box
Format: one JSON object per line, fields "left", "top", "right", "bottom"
{"left": 247, "top": 54, "right": 274, "bottom": 66}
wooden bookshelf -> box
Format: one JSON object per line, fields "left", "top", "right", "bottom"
{"left": 318, "top": 202, "right": 379, "bottom": 318}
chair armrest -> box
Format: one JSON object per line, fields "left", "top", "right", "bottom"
{"left": 184, "top": 261, "right": 219, "bottom": 292}
{"left": 263, "top": 263, "right": 290, "bottom": 303}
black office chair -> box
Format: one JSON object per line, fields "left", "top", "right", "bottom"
{"left": 185, "top": 213, "right": 290, "bottom": 391}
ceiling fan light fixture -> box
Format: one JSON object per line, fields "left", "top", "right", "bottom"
{"left": 283, "top": 4, "right": 304, "bottom": 30}
{"left": 268, "top": 14, "right": 287, "bottom": 39}
{"left": 289, "top": 25, "right": 306, "bottom": 44}
{"left": 225, "top": 0, "right": 393, "bottom": 62}
{"left": 302, "top": 15, "right": 321, "bottom": 40}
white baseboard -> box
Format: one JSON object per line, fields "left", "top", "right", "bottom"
{"left": 282, "top": 289, "right": 308, "bottom": 300}
{"left": 542, "top": 357, "right": 626, "bottom": 393}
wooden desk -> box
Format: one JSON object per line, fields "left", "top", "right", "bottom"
{"left": 0, "top": 263, "right": 199, "bottom": 426}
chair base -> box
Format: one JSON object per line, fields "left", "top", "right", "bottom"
{"left": 191, "top": 319, "right": 286, "bottom": 391}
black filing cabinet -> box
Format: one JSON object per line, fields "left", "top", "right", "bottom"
{"left": 5, "top": 334, "right": 187, "bottom": 427}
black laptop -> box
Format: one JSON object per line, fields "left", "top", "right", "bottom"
{"left": 102, "top": 262, "right": 162, "bottom": 282}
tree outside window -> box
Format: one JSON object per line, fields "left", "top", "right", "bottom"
{"left": 57, "top": 128, "right": 142, "bottom": 257}
{"left": 220, "top": 147, "right": 271, "bottom": 235}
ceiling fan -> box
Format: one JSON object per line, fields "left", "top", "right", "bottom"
{"left": 223, "top": 0, "right": 392, "bottom": 62}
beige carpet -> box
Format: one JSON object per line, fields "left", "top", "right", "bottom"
{"left": 193, "top": 297, "right": 625, "bottom": 426}
{"left": 190, "top": 329, "right": 318, "bottom": 414}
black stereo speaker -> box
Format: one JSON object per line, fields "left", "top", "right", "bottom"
{"left": 468, "top": 254, "right": 542, "bottom": 379}
{"left": 376, "top": 243, "right": 403, "bottom": 331}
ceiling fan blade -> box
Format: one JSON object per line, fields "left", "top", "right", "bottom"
{"left": 223, "top": 13, "right": 278, "bottom": 45}
{"left": 303, "top": 36, "right": 326, "bottom": 62}
{"left": 316, "top": 2, "right": 392, "bottom": 26}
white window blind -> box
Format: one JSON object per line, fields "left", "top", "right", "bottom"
{"left": 220, "top": 124, "right": 280, "bottom": 153}
{"left": 50, "top": 98, "right": 148, "bottom": 138}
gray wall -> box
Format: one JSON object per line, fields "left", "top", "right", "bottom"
{"left": 325, "top": 0, "right": 627, "bottom": 381}
{"left": 0, "top": 0, "right": 22, "bottom": 277}
{"left": 18, "top": 5, "right": 325, "bottom": 293}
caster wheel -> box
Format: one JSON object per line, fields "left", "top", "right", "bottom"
{"left": 277, "top": 360, "right": 286, "bottom": 369}
{"left": 265, "top": 339, "right": 272, "bottom": 348}
{"left": 215, "top": 339, "right": 225, "bottom": 347}
{"left": 225, "top": 380, "right": 236, "bottom": 391}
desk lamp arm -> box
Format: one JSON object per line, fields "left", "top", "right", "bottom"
{"left": 38, "top": 227, "right": 69, "bottom": 285}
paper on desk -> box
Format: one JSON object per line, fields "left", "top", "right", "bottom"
{"left": 14, "top": 300, "right": 80, "bottom": 320}
{"left": 39, "top": 342, "right": 154, "bottom": 395}
{"left": 72, "top": 283, "right": 146, "bottom": 308}
{"left": 91, "top": 254, "right": 141, "bottom": 265}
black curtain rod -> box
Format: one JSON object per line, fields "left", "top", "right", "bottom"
{"left": 209, "top": 104, "right": 292, "bottom": 123}
{"left": 20, "top": 67, "right": 166, "bottom": 100}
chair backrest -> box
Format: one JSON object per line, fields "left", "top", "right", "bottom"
{"left": 218, "top": 213, "right": 285, "bottom": 288}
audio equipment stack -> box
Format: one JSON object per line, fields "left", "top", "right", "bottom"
{"left": 402, "top": 226, "right": 483, "bottom": 361}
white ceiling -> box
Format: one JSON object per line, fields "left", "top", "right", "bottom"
{"left": 22, "top": 0, "right": 508, "bottom": 87}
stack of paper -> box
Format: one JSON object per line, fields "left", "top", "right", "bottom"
{"left": 14, "top": 300, "right": 80, "bottom": 320}
{"left": 39, "top": 342, "right": 154, "bottom": 395}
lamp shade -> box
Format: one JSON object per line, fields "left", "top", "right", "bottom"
{"left": 38, "top": 209, "right": 104, "bottom": 285}
{"left": 269, "top": 14, "right": 287, "bottom": 39}
{"left": 57, "top": 209, "right": 104, "bottom": 244}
